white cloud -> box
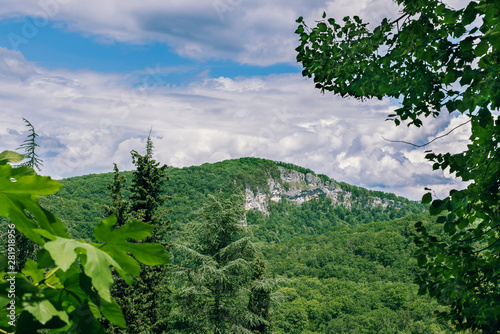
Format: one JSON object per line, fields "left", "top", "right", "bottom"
{"left": 1, "top": 0, "right": 472, "bottom": 67}
{"left": 0, "top": 47, "right": 470, "bottom": 200}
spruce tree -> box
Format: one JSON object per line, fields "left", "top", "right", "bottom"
{"left": 125, "top": 134, "right": 171, "bottom": 333}
{"left": 104, "top": 134, "right": 171, "bottom": 333}
{"left": 171, "top": 194, "right": 264, "bottom": 334}
{"left": 100, "top": 164, "right": 132, "bottom": 333}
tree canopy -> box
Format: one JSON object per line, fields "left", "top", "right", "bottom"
{"left": 295, "top": 0, "right": 499, "bottom": 331}
{"left": 0, "top": 150, "right": 169, "bottom": 333}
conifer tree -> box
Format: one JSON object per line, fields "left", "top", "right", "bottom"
{"left": 103, "top": 163, "right": 131, "bottom": 228}
{"left": 171, "top": 194, "right": 263, "bottom": 334}
{"left": 100, "top": 164, "right": 132, "bottom": 333}
{"left": 248, "top": 259, "right": 273, "bottom": 334}
{"left": 17, "top": 117, "right": 43, "bottom": 171}
{"left": 104, "top": 134, "right": 171, "bottom": 333}
{"left": 15, "top": 117, "right": 43, "bottom": 271}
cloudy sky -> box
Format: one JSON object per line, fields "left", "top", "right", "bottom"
{"left": 0, "top": 0, "right": 471, "bottom": 200}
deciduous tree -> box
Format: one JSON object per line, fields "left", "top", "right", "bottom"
{"left": 0, "top": 150, "right": 169, "bottom": 333}
{"left": 295, "top": 0, "right": 499, "bottom": 331}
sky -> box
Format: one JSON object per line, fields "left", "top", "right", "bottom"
{"left": 0, "top": 0, "right": 472, "bottom": 200}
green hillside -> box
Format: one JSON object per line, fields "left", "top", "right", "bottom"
{"left": 36, "top": 157, "right": 453, "bottom": 333}
{"left": 40, "top": 157, "right": 423, "bottom": 240}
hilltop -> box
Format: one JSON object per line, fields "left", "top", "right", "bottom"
{"left": 39, "top": 157, "right": 424, "bottom": 241}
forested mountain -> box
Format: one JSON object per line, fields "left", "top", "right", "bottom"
{"left": 38, "top": 157, "right": 454, "bottom": 333}
{"left": 40, "top": 157, "right": 422, "bottom": 240}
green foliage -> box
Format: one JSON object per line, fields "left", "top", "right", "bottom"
{"left": 105, "top": 135, "right": 172, "bottom": 334}
{"left": 39, "top": 157, "right": 424, "bottom": 250}
{"left": 130, "top": 136, "right": 170, "bottom": 230}
{"left": 248, "top": 259, "right": 273, "bottom": 334}
{"left": 247, "top": 195, "right": 422, "bottom": 244}
{"left": 9, "top": 155, "right": 461, "bottom": 332}
{"left": 0, "top": 150, "right": 169, "bottom": 333}
{"left": 103, "top": 164, "right": 131, "bottom": 229}
{"left": 16, "top": 118, "right": 43, "bottom": 172}
{"left": 268, "top": 217, "right": 452, "bottom": 333}
{"left": 171, "top": 194, "right": 266, "bottom": 333}
{"left": 295, "top": 0, "right": 500, "bottom": 331}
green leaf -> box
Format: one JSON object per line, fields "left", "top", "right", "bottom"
{"left": 462, "top": 2, "right": 477, "bottom": 25}
{"left": 22, "top": 259, "right": 44, "bottom": 285}
{"left": 93, "top": 216, "right": 169, "bottom": 278}
{"left": 44, "top": 237, "right": 122, "bottom": 302}
{"left": 318, "top": 22, "right": 327, "bottom": 32}
{"left": 0, "top": 151, "right": 24, "bottom": 165}
{"left": 489, "top": 32, "right": 500, "bottom": 50}
{"left": 0, "top": 164, "right": 68, "bottom": 244}
{"left": 23, "top": 297, "right": 69, "bottom": 325}
{"left": 429, "top": 200, "right": 444, "bottom": 215}
{"left": 99, "top": 298, "right": 126, "bottom": 328}
{"left": 474, "top": 39, "right": 489, "bottom": 57}
{"left": 422, "top": 192, "right": 432, "bottom": 204}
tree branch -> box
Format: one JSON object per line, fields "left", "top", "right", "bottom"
{"left": 473, "top": 238, "right": 500, "bottom": 255}
{"left": 458, "top": 222, "right": 500, "bottom": 243}
{"left": 383, "top": 119, "right": 471, "bottom": 148}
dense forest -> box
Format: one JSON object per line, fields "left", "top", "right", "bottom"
{"left": 1, "top": 0, "right": 498, "bottom": 332}
{"left": 29, "top": 157, "right": 455, "bottom": 333}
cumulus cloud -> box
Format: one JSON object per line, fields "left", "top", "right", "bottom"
{"left": 0, "top": 45, "right": 470, "bottom": 200}
{"left": 0, "top": 0, "right": 472, "bottom": 67}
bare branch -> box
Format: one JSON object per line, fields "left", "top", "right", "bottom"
{"left": 383, "top": 119, "right": 471, "bottom": 148}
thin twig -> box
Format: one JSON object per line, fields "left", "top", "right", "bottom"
{"left": 473, "top": 238, "right": 500, "bottom": 255}
{"left": 391, "top": 13, "right": 410, "bottom": 26}
{"left": 383, "top": 119, "right": 471, "bottom": 147}
{"left": 459, "top": 222, "right": 500, "bottom": 243}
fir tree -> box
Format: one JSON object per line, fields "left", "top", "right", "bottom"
{"left": 14, "top": 117, "right": 43, "bottom": 271}
{"left": 100, "top": 164, "right": 132, "bottom": 333}
{"left": 104, "top": 134, "right": 171, "bottom": 333}
{"left": 171, "top": 194, "right": 264, "bottom": 334}
{"left": 248, "top": 259, "right": 273, "bottom": 334}
{"left": 103, "top": 163, "right": 131, "bottom": 228}
{"left": 129, "top": 134, "right": 170, "bottom": 238}
{"left": 17, "top": 117, "right": 43, "bottom": 171}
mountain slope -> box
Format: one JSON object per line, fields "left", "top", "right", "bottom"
{"left": 35, "top": 157, "right": 454, "bottom": 333}
{"left": 39, "top": 157, "right": 424, "bottom": 241}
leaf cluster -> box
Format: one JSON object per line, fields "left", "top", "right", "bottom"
{"left": 0, "top": 151, "right": 168, "bottom": 333}
{"left": 296, "top": 0, "right": 499, "bottom": 330}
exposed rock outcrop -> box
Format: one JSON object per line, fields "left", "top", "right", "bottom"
{"left": 245, "top": 166, "right": 401, "bottom": 215}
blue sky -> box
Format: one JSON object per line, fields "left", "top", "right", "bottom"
{"left": 0, "top": 0, "right": 470, "bottom": 200}
{"left": 0, "top": 19, "right": 300, "bottom": 81}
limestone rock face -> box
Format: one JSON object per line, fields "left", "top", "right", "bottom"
{"left": 244, "top": 166, "right": 402, "bottom": 215}
{"left": 245, "top": 167, "right": 349, "bottom": 215}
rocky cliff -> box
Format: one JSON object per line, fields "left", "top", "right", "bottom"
{"left": 245, "top": 166, "right": 402, "bottom": 215}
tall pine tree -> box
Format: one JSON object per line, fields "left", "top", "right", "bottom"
{"left": 14, "top": 118, "right": 43, "bottom": 272}
{"left": 17, "top": 117, "right": 43, "bottom": 171}
{"left": 104, "top": 134, "right": 171, "bottom": 333}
